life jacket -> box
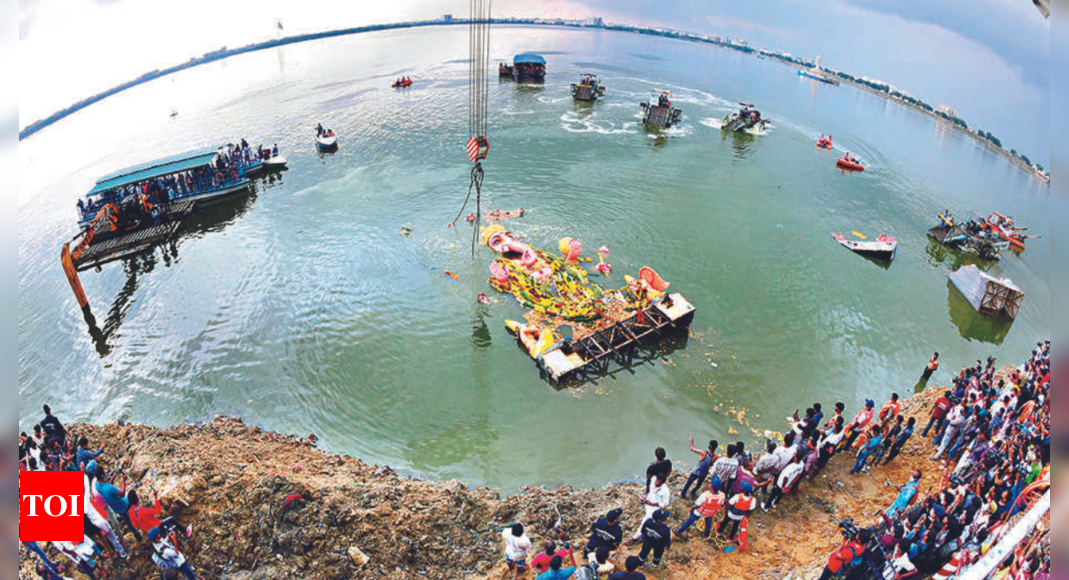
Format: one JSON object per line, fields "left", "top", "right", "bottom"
{"left": 880, "top": 401, "right": 901, "bottom": 422}
{"left": 728, "top": 494, "right": 755, "bottom": 518}
{"left": 851, "top": 408, "right": 874, "bottom": 431}
{"left": 695, "top": 491, "right": 725, "bottom": 518}
{"left": 828, "top": 541, "right": 863, "bottom": 572}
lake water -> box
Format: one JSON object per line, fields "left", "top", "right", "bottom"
{"left": 18, "top": 26, "right": 1050, "bottom": 491}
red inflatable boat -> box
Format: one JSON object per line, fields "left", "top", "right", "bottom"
{"left": 836, "top": 156, "right": 865, "bottom": 172}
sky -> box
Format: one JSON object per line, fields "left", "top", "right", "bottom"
{"left": 18, "top": 0, "right": 1050, "bottom": 162}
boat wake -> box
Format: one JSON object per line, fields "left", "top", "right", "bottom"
{"left": 649, "top": 123, "right": 692, "bottom": 139}
{"left": 559, "top": 110, "right": 638, "bottom": 135}
{"left": 700, "top": 117, "right": 770, "bottom": 135}
{"left": 619, "top": 77, "right": 736, "bottom": 108}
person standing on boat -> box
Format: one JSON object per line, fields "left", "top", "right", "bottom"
{"left": 922, "top": 353, "right": 940, "bottom": 381}
{"left": 272, "top": 144, "right": 279, "bottom": 158}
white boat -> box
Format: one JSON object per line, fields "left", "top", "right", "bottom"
{"left": 263, "top": 155, "right": 288, "bottom": 169}
{"left": 316, "top": 134, "right": 338, "bottom": 150}
{"left": 832, "top": 232, "right": 897, "bottom": 261}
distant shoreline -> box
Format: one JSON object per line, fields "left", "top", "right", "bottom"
{"left": 19, "top": 17, "right": 1048, "bottom": 185}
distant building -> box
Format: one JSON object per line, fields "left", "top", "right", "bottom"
{"left": 442, "top": 14, "right": 453, "bottom": 23}
{"left": 592, "top": 17, "right": 604, "bottom": 27}
{"left": 937, "top": 104, "right": 957, "bottom": 117}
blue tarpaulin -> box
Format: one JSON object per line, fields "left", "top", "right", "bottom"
{"left": 513, "top": 53, "right": 546, "bottom": 65}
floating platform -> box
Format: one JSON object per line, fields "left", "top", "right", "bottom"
{"left": 73, "top": 201, "right": 195, "bottom": 271}
{"left": 526, "top": 293, "right": 696, "bottom": 383}
{"left": 949, "top": 265, "right": 1024, "bottom": 320}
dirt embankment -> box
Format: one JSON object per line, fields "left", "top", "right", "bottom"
{"left": 21, "top": 382, "right": 957, "bottom": 580}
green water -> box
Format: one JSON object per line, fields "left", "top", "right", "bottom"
{"left": 18, "top": 26, "right": 1049, "bottom": 491}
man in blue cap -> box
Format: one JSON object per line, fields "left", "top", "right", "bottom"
{"left": 584, "top": 508, "right": 623, "bottom": 562}
{"left": 674, "top": 476, "right": 725, "bottom": 538}
{"left": 637, "top": 509, "right": 672, "bottom": 567}
{"left": 718, "top": 481, "right": 756, "bottom": 541}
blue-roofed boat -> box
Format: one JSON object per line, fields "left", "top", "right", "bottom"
{"left": 512, "top": 53, "right": 546, "bottom": 82}
{"left": 77, "top": 145, "right": 258, "bottom": 226}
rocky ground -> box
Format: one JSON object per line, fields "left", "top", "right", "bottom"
{"left": 20, "top": 380, "right": 959, "bottom": 580}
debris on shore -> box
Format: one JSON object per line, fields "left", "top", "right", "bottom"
{"left": 20, "top": 382, "right": 959, "bottom": 580}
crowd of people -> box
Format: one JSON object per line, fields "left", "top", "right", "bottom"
{"left": 76, "top": 139, "right": 275, "bottom": 222}
{"left": 499, "top": 343, "right": 1050, "bottom": 580}
{"left": 19, "top": 343, "right": 1048, "bottom": 580}
{"left": 19, "top": 406, "right": 199, "bottom": 580}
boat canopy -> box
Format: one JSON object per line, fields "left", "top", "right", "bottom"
{"left": 87, "top": 147, "right": 220, "bottom": 197}
{"left": 513, "top": 53, "right": 546, "bottom": 65}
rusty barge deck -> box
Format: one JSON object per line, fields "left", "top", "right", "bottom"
{"left": 522, "top": 293, "right": 696, "bottom": 384}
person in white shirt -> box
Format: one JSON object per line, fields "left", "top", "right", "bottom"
{"left": 501, "top": 523, "right": 533, "bottom": 577}
{"left": 763, "top": 455, "right": 804, "bottom": 511}
{"left": 628, "top": 476, "right": 670, "bottom": 543}
{"left": 891, "top": 540, "right": 919, "bottom": 579}
{"left": 772, "top": 432, "right": 798, "bottom": 474}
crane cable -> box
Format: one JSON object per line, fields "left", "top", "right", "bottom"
{"left": 451, "top": 0, "right": 491, "bottom": 256}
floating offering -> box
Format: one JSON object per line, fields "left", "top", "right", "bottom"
{"left": 482, "top": 225, "right": 695, "bottom": 383}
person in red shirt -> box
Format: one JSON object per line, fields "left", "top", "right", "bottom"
{"left": 127, "top": 489, "right": 192, "bottom": 539}
{"left": 817, "top": 530, "right": 867, "bottom": 580}
{"left": 922, "top": 390, "right": 953, "bottom": 438}
{"left": 530, "top": 540, "right": 571, "bottom": 575}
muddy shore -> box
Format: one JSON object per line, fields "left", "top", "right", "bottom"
{"left": 21, "top": 381, "right": 960, "bottom": 580}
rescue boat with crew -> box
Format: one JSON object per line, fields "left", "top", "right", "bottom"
{"left": 836, "top": 155, "right": 865, "bottom": 172}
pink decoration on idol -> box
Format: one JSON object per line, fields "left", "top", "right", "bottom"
{"left": 595, "top": 246, "right": 612, "bottom": 275}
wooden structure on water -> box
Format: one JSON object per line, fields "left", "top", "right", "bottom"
{"left": 528, "top": 293, "right": 696, "bottom": 383}
{"left": 949, "top": 265, "right": 1024, "bottom": 320}
{"left": 61, "top": 200, "right": 197, "bottom": 316}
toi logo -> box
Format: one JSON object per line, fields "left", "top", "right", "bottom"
{"left": 20, "top": 471, "right": 85, "bottom": 542}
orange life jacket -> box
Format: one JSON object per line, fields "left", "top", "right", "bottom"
{"left": 695, "top": 491, "right": 725, "bottom": 518}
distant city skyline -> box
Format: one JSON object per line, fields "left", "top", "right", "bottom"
{"left": 19, "top": 0, "right": 1049, "bottom": 163}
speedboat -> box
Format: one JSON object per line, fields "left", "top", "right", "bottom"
{"left": 316, "top": 133, "right": 338, "bottom": 151}
{"left": 263, "top": 155, "right": 288, "bottom": 170}
{"left": 721, "top": 103, "right": 769, "bottom": 132}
